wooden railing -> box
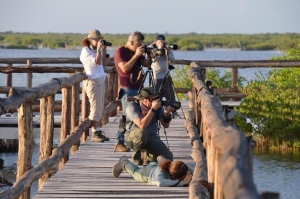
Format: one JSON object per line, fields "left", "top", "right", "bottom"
{"left": 188, "top": 62, "right": 260, "bottom": 199}
{"left": 0, "top": 58, "right": 120, "bottom": 199}
{"left": 1, "top": 58, "right": 297, "bottom": 199}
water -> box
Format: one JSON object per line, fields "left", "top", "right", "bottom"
{"left": 1, "top": 48, "right": 299, "bottom": 199}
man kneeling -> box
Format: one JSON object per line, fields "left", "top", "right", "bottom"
{"left": 125, "top": 87, "right": 174, "bottom": 165}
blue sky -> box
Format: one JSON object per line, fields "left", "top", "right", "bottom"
{"left": 0, "top": 0, "right": 300, "bottom": 34}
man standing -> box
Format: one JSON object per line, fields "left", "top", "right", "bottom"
{"left": 114, "top": 31, "right": 150, "bottom": 152}
{"left": 150, "top": 34, "right": 176, "bottom": 102}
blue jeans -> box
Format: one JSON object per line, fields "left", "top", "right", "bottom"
{"left": 124, "top": 161, "right": 158, "bottom": 182}
{"left": 117, "top": 87, "right": 138, "bottom": 144}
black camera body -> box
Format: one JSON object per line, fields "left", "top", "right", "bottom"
{"left": 102, "top": 39, "right": 112, "bottom": 46}
{"left": 156, "top": 97, "right": 181, "bottom": 110}
{"left": 144, "top": 43, "right": 178, "bottom": 57}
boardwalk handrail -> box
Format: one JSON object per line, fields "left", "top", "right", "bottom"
{"left": 1, "top": 57, "right": 300, "bottom": 67}
{"left": 0, "top": 72, "right": 86, "bottom": 115}
{"left": 2, "top": 58, "right": 300, "bottom": 98}
{"left": 188, "top": 62, "right": 260, "bottom": 199}
{"left": 185, "top": 104, "right": 210, "bottom": 198}
{"left": 0, "top": 66, "right": 120, "bottom": 198}
{"left": 0, "top": 118, "right": 91, "bottom": 199}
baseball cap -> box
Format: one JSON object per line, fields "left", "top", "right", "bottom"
{"left": 156, "top": 34, "right": 166, "bottom": 41}
{"left": 87, "top": 29, "right": 104, "bottom": 40}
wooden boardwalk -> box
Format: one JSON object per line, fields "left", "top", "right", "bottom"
{"left": 33, "top": 102, "right": 195, "bottom": 199}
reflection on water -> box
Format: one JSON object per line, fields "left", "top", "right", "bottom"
{"left": 253, "top": 150, "right": 300, "bottom": 199}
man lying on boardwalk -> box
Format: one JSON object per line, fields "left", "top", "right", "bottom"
{"left": 124, "top": 86, "right": 174, "bottom": 165}
{"left": 112, "top": 155, "right": 193, "bottom": 187}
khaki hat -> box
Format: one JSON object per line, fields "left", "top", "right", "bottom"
{"left": 134, "top": 87, "right": 161, "bottom": 100}
{"left": 87, "top": 29, "right": 103, "bottom": 40}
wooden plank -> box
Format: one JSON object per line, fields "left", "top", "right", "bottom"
{"left": 33, "top": 101, "right": 195, "bottom": 198}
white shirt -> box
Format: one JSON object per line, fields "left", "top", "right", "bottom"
{"left": 80, "top": 46, "right": 107, "bottom": 79}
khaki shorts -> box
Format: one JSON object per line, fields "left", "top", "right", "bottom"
{"left": 84, "top": 77, "right": 106, "bottom": 121}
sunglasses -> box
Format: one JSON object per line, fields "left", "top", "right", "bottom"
{"left": 148, "top": 97, "right": 160, "bottom": 102}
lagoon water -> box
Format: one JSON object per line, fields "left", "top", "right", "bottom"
{"left": 1, "top": 48, "right": 300, "bottom": 199}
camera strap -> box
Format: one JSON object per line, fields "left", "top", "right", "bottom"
{"left": 130, "top": 68, "right": 142, "bottom": 84}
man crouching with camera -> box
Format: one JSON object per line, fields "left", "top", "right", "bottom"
{"left": 125, "top": 87, "right": 174, "bottom": 166}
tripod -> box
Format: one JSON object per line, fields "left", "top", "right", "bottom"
{"left": 157, "top": 48, "right": 185, "bottom": 120}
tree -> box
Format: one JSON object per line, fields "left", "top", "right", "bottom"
{"left": 235, "top": 41, "right": 300, "bottom": 149}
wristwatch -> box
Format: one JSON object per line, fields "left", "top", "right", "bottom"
{"left": 150, "top": 108, "right": 156, "bottom": 113}
{"left": 97, "top": 49, "right": 102, "bottom": 52}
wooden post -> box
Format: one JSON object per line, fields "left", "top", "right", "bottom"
{"left": 27, "top": 59, "right": 32, "bottom": 88}
{"left": 71, "top": 81, "right": 80, "bottom": 154}
{"left": 6, "top": 63, "right": 12, "bottom": 97}
{"left": 59, "top": 87, "right": 71, "bottom": 169}
{"left": 81, "top": 82, "right": 90, "bottom": 143}
{"left": 17, "top": 101, "right": 33, "bottom": 199}
{"left": 107, "top": 73, "right": 114, "bottom": 117}
{"left": 38, "top": 95, "right": 55, "bottom": 190}
{"left": 231, "top": 68, "right": 238, "bottom": 91}
{"left": 101, "top": 77, "right": 109, "bottom": 126}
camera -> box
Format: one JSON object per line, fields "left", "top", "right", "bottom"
{"left": 101, "top": 39, "right": 112, "bottom": 46}
{"left": 165, "top": 44, "right": 178, "bottom": 50}
{"left": 156, "top": 97, "right": 181, "bottom": 110}
{"left": 144, "top": 43, "right": 178, "bottom": 57}
{"left": 143, "top": 46, "right": 165, "bottom": 57}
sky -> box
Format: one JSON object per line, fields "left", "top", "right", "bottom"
{"left": 0, "top": 0, "right": 300, "bottom": 35}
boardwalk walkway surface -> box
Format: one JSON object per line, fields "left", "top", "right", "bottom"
{"left": 33, "top": 101, "right": 195, "bottom": 199}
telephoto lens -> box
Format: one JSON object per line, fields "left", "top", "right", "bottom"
{"left": 165, "top": 44, "right": 178, "bottom": 50}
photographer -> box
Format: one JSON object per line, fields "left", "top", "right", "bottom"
{"left": 149, "top": 35, "right": 176, "bottom": 102}
{"left": 112, "top": 155, "right": 193, "bottom": 187}
{"left": 124, "top": 87, "right": 174, "bottom": 165}
{"left": 80, "top": 29, "right": 109, "bottom": 142}
{"left": 114, "top": 31, "right": 151, "bottom": 152}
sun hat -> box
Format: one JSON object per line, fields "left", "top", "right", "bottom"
{"left": 156, "top": 34, "right": 166, "bottom": 41}
{"left": 134, "top": 87, "right": 161, "bottom": 100}
{"left": 87, "top": 29, "right": 103, "bottom": 40}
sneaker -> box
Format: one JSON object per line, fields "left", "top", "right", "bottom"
{"left": 114, "top": 143, "right": 130, "bottom": 152}
{"left": 91, "top": 131, "right": 104, "bottom": 142}
{"left": 97, "top": 130, "right": 109, "bottom": 141}
{"left": 112, "top": 156, "right": 128, "bottom": 178}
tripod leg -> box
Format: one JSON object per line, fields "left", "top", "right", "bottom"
{"left": 169, "top": 74, "right": 185, "bottom": 119}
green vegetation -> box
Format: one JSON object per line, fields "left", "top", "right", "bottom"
{"left": 173, "top": 66, "right": 246, "bottom": 100}
{"left": 1, "top": 31, "right": 300, "bottom": 50}
{"left": 235, "top": 41, "right": 300, "bottom": 150}
{"left": 172, "top": 40, "right": 300, "bottom": 150}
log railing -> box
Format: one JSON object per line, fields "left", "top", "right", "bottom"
{"left": 1, "top": 58, "right": 295, "bottom": 198}
{"left": 1, "top": 58, "right": 300, "bottom": 100}
{"left": 188, "top": 62, "right": 261, "bottom": 199}
{"left": 0, "top": 63, "right": 120, "bottom": 199}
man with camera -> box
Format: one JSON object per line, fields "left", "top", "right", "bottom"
{"left": 124, "top": 87, "right": 174, "bottom": 165}
{"left": 114, "top": 31, "right": 151, "bottom": 152}
{"left": 148, "top": 35, "right": 180, "bottom": 118}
